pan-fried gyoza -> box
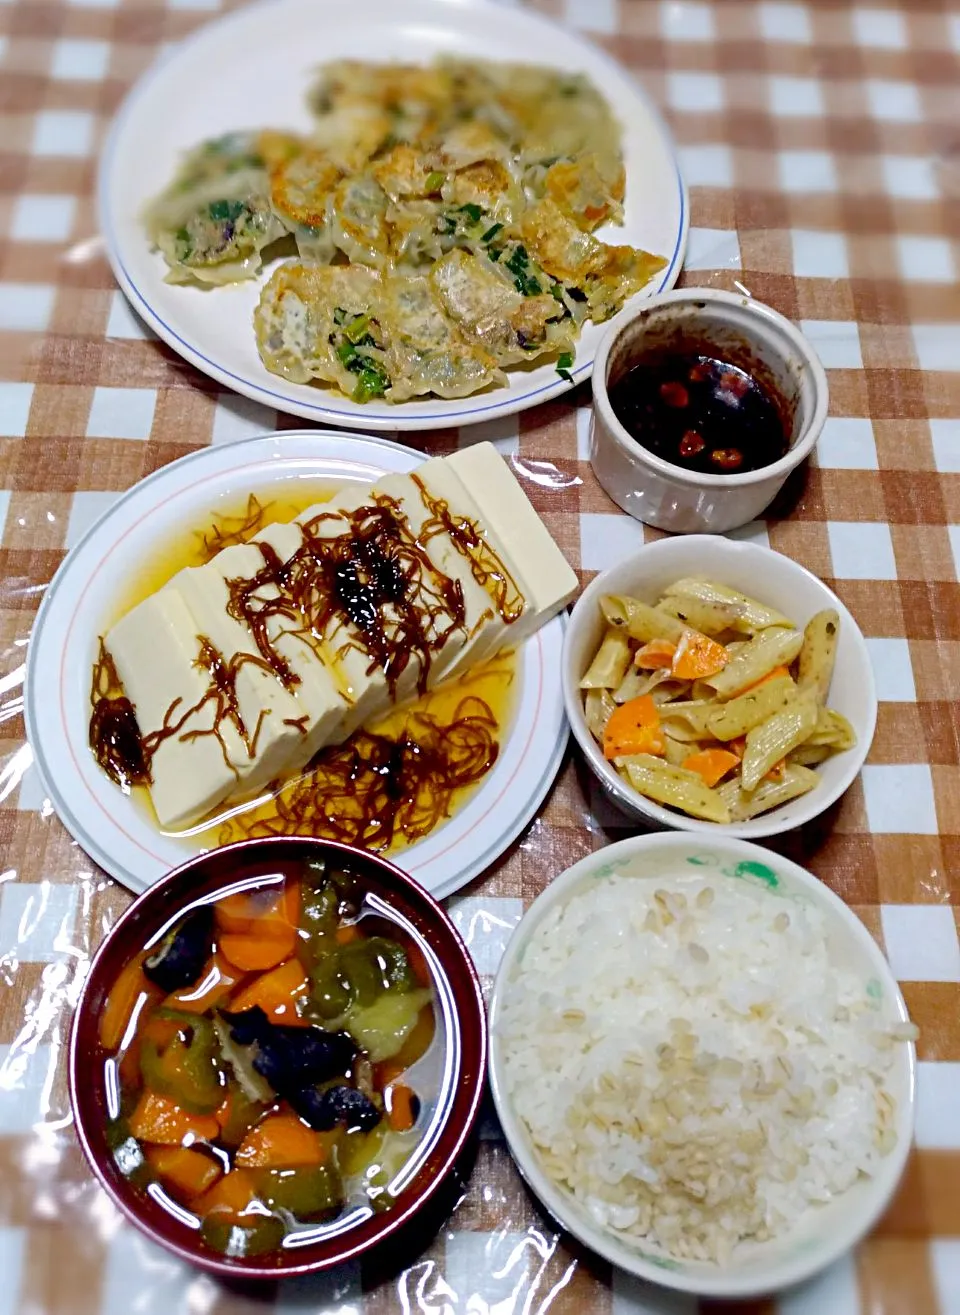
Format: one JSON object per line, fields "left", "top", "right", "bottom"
{"left": 144, "top": 57, "right": 666, "bottom": 402}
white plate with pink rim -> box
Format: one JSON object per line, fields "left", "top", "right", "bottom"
{"left": 98, "top": 0, "right": 688, "bottom": 432}
{"left": 24, "top": 430, "right": 568, "bottom": 899}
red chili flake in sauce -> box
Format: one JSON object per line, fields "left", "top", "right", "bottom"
{"left": 679, "top": 430, "right": 705, "bottom": 458}
{"left": 659, "top": 381, "right": 689, "bottom": 408}
{"left": 609, "top": 352, "right": 787, "bottom": 476}
{"left": 710, "top": 447, "right": 745, "bottom": 471}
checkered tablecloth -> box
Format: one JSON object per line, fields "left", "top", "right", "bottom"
{"left": 1, "top": 0, "right": 958, "bottom": 1309}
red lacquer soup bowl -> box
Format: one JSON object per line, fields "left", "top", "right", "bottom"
{"left": 69, "top": 837, "right": 486, "bottom": 1279}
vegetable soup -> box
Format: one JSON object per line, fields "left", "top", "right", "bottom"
{"left": 100, "top": 855, "right": 439, "bottom": 1258}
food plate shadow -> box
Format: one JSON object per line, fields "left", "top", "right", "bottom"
{"left": 510, "top": 1166, "right": 623, "bottom": 1288}
{"left": 761, "top": 797, "right": 863, "bottom": 891}
{"left": 762, "top": 460, "right": 814, "bottom": 523}
{"left": 572, "top": 752, "right": 667, "bottom": 841}
{"left": 355, "top": 1142, "right": 479, "bottom": 1282}
{"left": 448, "top": 742, "right": 577, "bottom": 901}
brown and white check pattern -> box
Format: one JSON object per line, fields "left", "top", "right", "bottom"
{"left": 0, "top": 0, "right": 958, "bottom": 1309}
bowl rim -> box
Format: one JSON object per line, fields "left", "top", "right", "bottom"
{"left": 487, "top": 831, "right": 917, "bottom": 1298}
{"left": 68, "top": 836, "right": 487, "bottom": 1279}
{"left": 591, "top": 286, "right": 830, "bottom": 490}
{"left": 562, "top": 535, "right": 878, "bottom": 838}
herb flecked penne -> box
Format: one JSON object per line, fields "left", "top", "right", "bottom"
{"left": 580, "top": 577, "right": 858, "bottom": 824}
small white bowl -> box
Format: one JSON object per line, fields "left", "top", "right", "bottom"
{"left": 488, "top": 832, "right": 916, "bottom": 1300}
{"left": 563, "top": 535, "right": 876, "bottom": 839}
{"left": 590, "top": 288, "right": 829, "bottom": 535}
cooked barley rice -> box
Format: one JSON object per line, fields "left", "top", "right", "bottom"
{"left": 498, "top": 874, "right": 915, "bottom": 1264}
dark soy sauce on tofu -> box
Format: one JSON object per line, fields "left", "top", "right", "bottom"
{"left": 609, "top": 352, "right": 788, "bottom": 476}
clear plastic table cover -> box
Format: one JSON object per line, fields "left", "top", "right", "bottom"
{"left": 1, "top": 0, "right": 958, "bottom": 1311}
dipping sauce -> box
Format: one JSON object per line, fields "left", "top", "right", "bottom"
{"left": 609, "top": 352, "right": 788, "bottom": 476}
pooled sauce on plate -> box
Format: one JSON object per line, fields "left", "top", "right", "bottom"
{"left": 215, "top": 656, "right": 510, "bottom": 853}
{"left": 90, "top": 485, "right": 516, "bottom": 854}
{"left": 609, "top": 352, "right": 788, "bottom": 476}
{"left": 109, "top": 486, "right": 336, "bottom": 619}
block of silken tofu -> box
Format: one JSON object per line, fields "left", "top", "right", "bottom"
{"left": 334, "top": 480, "right": 482, "bottom": 688}
{"left": 393, "top": 456, "right": 536, "bottom": 676}
{"left": 294, "top": 485, "right": 469, "bottom": 707}
{"left": 370, "top": 470, "right": 506, "bottom": 685}
{"left": 168, "top": 555, "right": 311, "bottom": 795}
{"left": 444, "top": 442, "right": 578, "bottom": 643}
{"left": 256, "top": 513, "right": 390, "bottom": 739}
{"left": 105, "top": 589, "right": 249, "bottom": 829}
{"left": 200, "top": 536, "right": 347, "bottom": 771}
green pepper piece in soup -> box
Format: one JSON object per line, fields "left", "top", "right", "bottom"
{"left": 338, "top": 1122, "right": 386, "bottom": 1177}
{"left": 253, "top": 1164, "right": 344, "bottom": 1219}
{"left": 298, "top": 878, "right": 340, "bottom": 963}
{"left": 339, "top": 937, "right": 417, "bottom": 1003}
{"left": 308, "top": 932, "right": 420, "bottom": 1024}
{"left": 200, "top": 1213, "right": 285, "bottom": 1258}
{"left": 139, "top": 1010, "right": 224, "bottom": 1115}
{"left": 309, "top": 953, "right": 352, "bottom": 1020}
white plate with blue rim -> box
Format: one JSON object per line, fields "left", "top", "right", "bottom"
{"left": 24, "top": 430, "right": 568, "bottom": 899}
{"left": 98, "top": 0, "right": 688, "bottom": 432}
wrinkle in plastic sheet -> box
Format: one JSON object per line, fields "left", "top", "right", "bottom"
{"left": 2, "top": 414, "right": 932, "bottom": 1315}
{"left": 0, "top": 504, "right": 613, "bottom": 1315}
{"left": 0, "top": 447, "right": 736, "bottom": 1315}
{"left": 3, "top": 403, "right": 926, "bottom": 1315}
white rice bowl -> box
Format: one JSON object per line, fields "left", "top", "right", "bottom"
{"left": 488, "top": 834, "right": 916, "bottom": 1299}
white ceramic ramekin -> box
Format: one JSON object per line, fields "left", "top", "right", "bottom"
{"left": 590, "top": 289, "right": 829, "bottom": 534}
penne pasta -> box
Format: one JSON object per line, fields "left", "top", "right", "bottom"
{"left": 706, "top": 626, "right": 804, "bottom": 699}
{"left": 797, "top": 609, "right": 840, "bottom": 703}
{"left": 580, "top": 577, "right": 857, "bottom": 825}
{"left": 657, "top": 719, "right": 704, "bottom": 744}
{"left": 656, "top": 594, "right": 741, "bottom": 638}
{"left": 618, "top": 754, "right": 731, "bottom": 824}
{"left": 662, "top": 578, "right": 792, "bottom": 633}
{"left": 612, "top": 665, "right": 655, "bottom": 705}
{"left": 715, "top": 774, "right": 743, "bottom": 815}
{"left": 601, "top": 595, "right": 685, "bottom": 644}
{"left": 740, "top": 694, "right": 819, "bottom": 791}
{"left": 658, "top": 699, "right": 716, "bottom": 738}
{"left": 584, "top": 687, "right": 616, "bottom": 741}
{"left": 804, "top": 707, "right": 857, "bottom": 750}
{"left": 788, "top": 743, "right": 833, "bottom": 767}
{"left": 705, "top": 674, "right": 796, "bottom": 741}
{"left": 731, "top": 764, "right": 820, "bottom": 819}
{"left": 650, "top": 680, "right": 693, "bottom": 706}
{"left": 662, "top": 734, "right": 692, "bottom": 767}
{"left": 580, "top": 629, "right": 632, "bottom": 689}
